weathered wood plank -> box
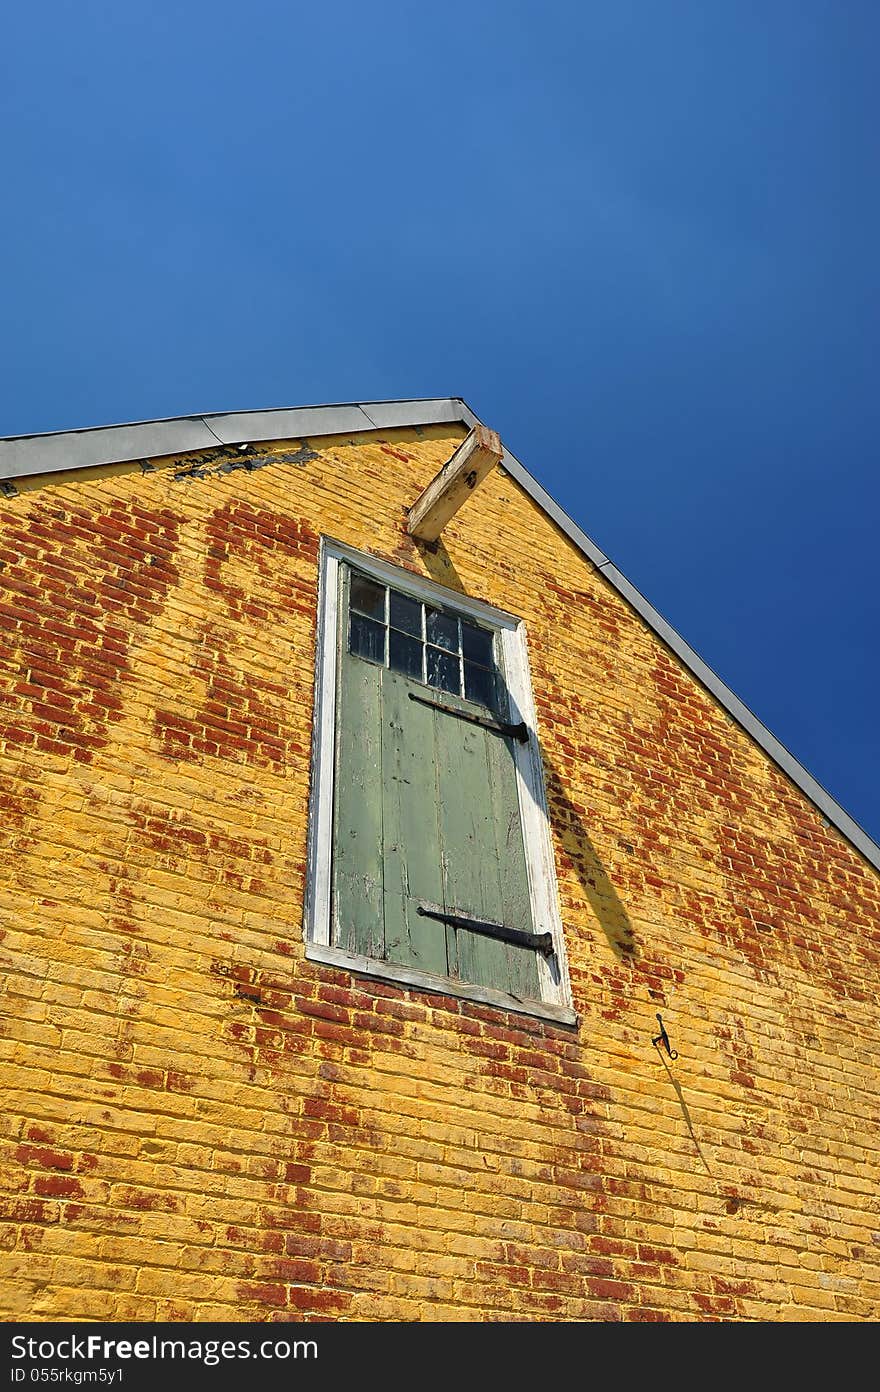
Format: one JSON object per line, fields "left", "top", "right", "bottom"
{"left": 332, "top": 642, "right": 384, "bottom": 958}
{"left": 435, "top": 714, "right": 511, "bottom": 990}
{"left": 485, "top": 720, "right": 541, "bottom": 1001}
{"left": 406, "top": 426, "right": 503, "bottom": 542}
{"left": 381, "top": 668, "right": 447, "bottom": 975}
{"left": 306, "top": 941, "right": 579, "bottom": 1027}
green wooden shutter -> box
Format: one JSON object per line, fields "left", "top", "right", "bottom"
{"left": 332, "top": 565, "right": 541, "bottom": 1001}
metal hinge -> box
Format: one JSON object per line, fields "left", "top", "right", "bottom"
{"left": 407, "top": 691, "right": 528, "bottom": 742}
{"left": 417, "top": 902, "right": 554, "bottom": 955}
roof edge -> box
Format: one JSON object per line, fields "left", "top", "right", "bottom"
{"left": 2, "top": 395, "right": 878, "bottom": 874}
{"left": 493, "top": 429, "right": 880, "bottom": 875}
{"left": 0, "top": 398, "right": 471, "bottom": 482}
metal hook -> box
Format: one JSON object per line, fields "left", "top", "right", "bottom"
{"left": 652, "top": 1013, "right": 678, "bottom": 1060}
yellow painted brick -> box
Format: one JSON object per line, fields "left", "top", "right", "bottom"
{"left": 1, "top": 422, "right": 878, "bottom": 1322}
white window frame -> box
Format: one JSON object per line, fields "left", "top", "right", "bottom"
{"left": 303, "top": 537, "right": 577, "bottom": 1027}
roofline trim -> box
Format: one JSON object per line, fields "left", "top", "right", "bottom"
{"left": 2, "top": 396, "right": 878, "bottom": 872}
{"left": 0, "top": 398, "right": 469, "bottom": 482}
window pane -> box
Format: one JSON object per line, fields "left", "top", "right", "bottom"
{"left": 464, "top": 660, "right": 495, "bottom": 709}
{"left": 425, "top": 608, "right": 459, "bottom": 652}
{"left": 389, "top": 629, "right": 422, "bottom": 679}
{"left": 349, "top": 613, "right": 385, "bottom": 665}
{"left": 389, "top": 589, "right": 422, "bottom": 637}
{"left": 350, "top": 574, "right": 386, "bottom": 621}
{"left": 427, "top": 646, "right": 460, "bottom": 695}
{"left": 461, "top": 621, "right": 494, "bottom": 667}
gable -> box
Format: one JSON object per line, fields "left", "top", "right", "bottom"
{"left": 2, "top": 411, "right": 877, "bottom": 987}
{"left": 3, "top": 402, "right": 880, "bottom": 1322}
{"left": 1, "top": 397, "right": 876, "bottom": 876}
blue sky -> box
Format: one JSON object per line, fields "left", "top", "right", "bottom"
{"left": 3, "top": 1, "right": 878, "bottom": 844}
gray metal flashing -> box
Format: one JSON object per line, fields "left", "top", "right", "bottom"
{"left": 203, "top": 404, "right": 374, "bottom": 446}
{"left": 0, "top": 398, "right": 460, "bottom": 482}
{"left": 2, "top": 395, "right": 878, "bottom": 873}
{"left": 0, "top": 417, "right": 220, "bottom": 480}
{"left": 595, "top": 561, "right": 879, "bottom": 867}
{"left": 495, "top": 446, "right": 612, "bottom": 571}
{"left": 359, "top": 398, "right": 470, "bottom": 430}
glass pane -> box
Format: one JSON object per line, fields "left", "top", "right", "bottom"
{"left": 461, "top": 621, "right": 494, "bottom": 667}
{"left": 389, "top": 629, "right": 422, "bottom": 679}
{"left": 464, "top": 660, "right": 495, "bottom": 709}
{"left": 350, "top": 574, "right": 386, "bottom": 621}
{"left": 427, "top": 646, "right": 460, "bottom": 695}
{"left": 349, "top": 613, "right": 385, "bottom": 665}
{"left": 389, "top": 589, "right": 422, "bottom": 637}
{"left": 425, "top": 608, "right": 459, "bottom": 652}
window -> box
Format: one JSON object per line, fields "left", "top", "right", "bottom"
{"left": 305, "top": 540, "right": 575, "bottom": 1026}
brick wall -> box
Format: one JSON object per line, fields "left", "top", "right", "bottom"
{"left": 1, "top": 424, "right": 878, "bottom": 1320}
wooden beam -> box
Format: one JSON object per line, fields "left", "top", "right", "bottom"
{"left": 406, "top": 425, "right": 503, "bottom": 542}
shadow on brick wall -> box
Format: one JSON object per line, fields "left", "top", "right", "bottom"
{"left": 540, "top": 750, "right": 638, "bottom": 964}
